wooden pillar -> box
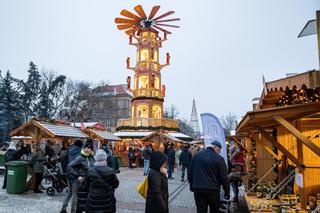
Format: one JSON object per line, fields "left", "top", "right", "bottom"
{"left": 296, "top": 120, "right": 307, "bottom": 209}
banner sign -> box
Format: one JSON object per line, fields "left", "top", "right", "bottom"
{"left": 200, "top": 113, "right": 228, "bottom": 167}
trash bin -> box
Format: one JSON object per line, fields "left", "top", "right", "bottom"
{"left": 5, "top": 161, "right": 29, "bottom": 194}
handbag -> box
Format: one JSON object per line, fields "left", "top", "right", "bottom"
{"left": 136, "top": 176, "right": 148, "bottom": 199}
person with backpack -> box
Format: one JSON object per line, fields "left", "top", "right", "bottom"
{"left": 2, "top": 141, "right": 19, "bottom": 189}
{"left": 60, "top": 139, "right": 83, "bottom": 213}
{"left": 85, "top": 149, "right": 119, "bottom": 213}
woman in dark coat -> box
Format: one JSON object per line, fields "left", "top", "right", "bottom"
{"left": 146, "top": 151, "right": 169, "bottom": 213}
{"left": 85, "top": 149, "right": 119, "bottom": 213}
{"left": 67, "top": 140, "right": 95, "bottom": 213}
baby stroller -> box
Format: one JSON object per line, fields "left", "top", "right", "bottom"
{"left": 42, "top": 161, "right": 68, "bottom": 196}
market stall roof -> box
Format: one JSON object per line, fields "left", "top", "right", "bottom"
{"left": 167, "top": 132, "right": 193, "bottom": 141}
{"left": 72, "top": 122, "right": 105, "bottom": 129}
{"left": 236, "top": 102, "right": 320, "bottom": 133}
{"left": 83, "top": 129, "right": 121, "bottom": 141}
{"left": 141, "top": 132, "right": 183, "bottom": 143}
{"left": 11, "top": 120, "right": 88, "bottom": 138}
{"left": 114, "top": 131, "right": 154, "bottom": 138}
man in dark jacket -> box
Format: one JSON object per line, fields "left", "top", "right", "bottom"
{"left": 188, "top": 140, "right": 230, "bottom": 213}
{"left": 146, "top": 151, "right": 169, "bottom": 213}
{"left": 60, "top": 139, "right": 83, "bottom": 213}
{"left": 85, "top": 149, "right": 119, "bottom": 213}
{"left": 142, "top": 144, "right": 152, "bottom": 176}
{"left": 166, "top": 144, "right": 175, "bottom": 179}
{"left": 180, "top": 145, "right": 192, "bottom": 182}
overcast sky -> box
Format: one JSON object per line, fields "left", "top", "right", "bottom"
{"left": 0, "top": 0, "right": 319, "bottom": 123}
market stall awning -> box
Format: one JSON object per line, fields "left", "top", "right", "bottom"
{"left": 236, "top": 102, "right": 320, "bottom": 133}
{"left": 11, "top": 120, "right": 88, "bottom": 139}
{"left": 167, "top": 132, "right": 193, "bottom": 141}
{"left": 141, "top": 132, "right": 184, "bottom": 143}
{"left": 83, "top": 129, "right": 121, "bottom": 141}
{"left": 114, "top": 131, "right": 154, "bottom": 138}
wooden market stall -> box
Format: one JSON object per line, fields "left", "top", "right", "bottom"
{"left": 236, "top": 70, "right": 320, "bottom": 212}
{"left": 10, "top": 119, "right": 88, "bottom": 148}
{"left": 82, "top": 128, "right": 121, "bottom": 151}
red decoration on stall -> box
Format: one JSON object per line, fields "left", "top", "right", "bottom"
{"left": 129, "top": 36, "right": 132, "bottom": 44}
{"left": 166, "top": 53, "right": 170, "bottom": 64}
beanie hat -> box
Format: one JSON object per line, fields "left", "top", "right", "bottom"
{"left": 94, "top": 149, "right": 107, "bottom": 162}
{"left": 83, "top": 139, "right": 94, "bottom": 150}
{"left": 150, "top": 151, "right": 168, "bottom": 171}
{"left": 74, "top": 139, "right": 83, "bottom": 148}
{"left": 210, "top": 140, "right": 222, "bottom": 148}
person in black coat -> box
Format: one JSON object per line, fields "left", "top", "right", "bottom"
{"left": 146, "top": 151, "right": 169, "bottom": 213}
{"left": 2, "top": 142, "right": 19, "bottom": 189}
{"left": 85, "top": 149, "right": 119, "bottom": 213}
{"left": 179, "top": 145, "right": 192, "bottom": 182}
{"left": 67, "top": 140, "right": 95, "bottom": 213}
{"left": 188, "top": 140, "right": 230, "bottom": 213}
{"left": 166, "top": 144, "right": 175, "bottom": 179}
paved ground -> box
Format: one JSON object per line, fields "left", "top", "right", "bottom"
{"left": 0, "top": 168, "right": 249, "bottom": 213}
{"left": 0, "top": 168, "right": 196, "bottom": 213}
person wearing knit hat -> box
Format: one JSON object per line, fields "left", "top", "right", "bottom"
{"left": 146, "top": 151, "right": 169, "bottom": 213}
{"left": 94, "top": 149, "right": 107, "bottom": 162}
{"left": 2, "top": 141, "right": 19, "bottom": 189}
{"left": 85, "top": 149, "right": 119, "bottom": 213}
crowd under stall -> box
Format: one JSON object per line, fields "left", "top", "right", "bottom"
{"left": 9, "top": 119, "right": 88, "bottom": 191}
{"left": 114, "top": 131, "right": 192, "bottom": 167}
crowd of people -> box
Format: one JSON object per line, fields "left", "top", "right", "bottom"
{"left": 1, "top": 139, "right": 245, "bottom": 213}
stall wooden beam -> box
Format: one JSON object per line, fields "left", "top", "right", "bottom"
{"left": 253, "top": 134, "right": 280, "bottom": 160}
{"left": 273, "top": 116, "right": 320, "bottom": 157}
{"left": 255, "top": 126, "right": 305, "bottom": 168}
{"left": 227, "top": 136, "right": 249, "bottom": 153}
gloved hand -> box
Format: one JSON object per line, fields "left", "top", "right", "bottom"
{"left": 223, "top": 193, "right": 230, "bottom": 200}
{"left": 189, "top": 185, "right": 194, "bottom": 192}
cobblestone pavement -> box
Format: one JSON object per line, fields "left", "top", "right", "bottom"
{"left": 0, "top": 168, "right": 196, "bottom": 213}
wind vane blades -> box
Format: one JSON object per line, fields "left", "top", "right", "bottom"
{"left": 134, "top": 5, "right": 147, "bottom": 19}
{"left": 148, "top": 5, "right": 160, "bottom": 19}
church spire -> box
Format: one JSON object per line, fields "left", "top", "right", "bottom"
{"left": 190, "top": 99, "right": 200, "bottom": 137}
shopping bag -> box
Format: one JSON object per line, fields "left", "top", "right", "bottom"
{"left": 136, "top": 176, "right": 148, "bottom": 199}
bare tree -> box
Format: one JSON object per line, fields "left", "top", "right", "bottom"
{"left": 220, "top": 112, "right": 237, "bottom": 136}
{"left": 63, "top": 81, "right": 109, "bottom": 122}
{"left": 163, "top": 104, "right": 179, "bottom": 119}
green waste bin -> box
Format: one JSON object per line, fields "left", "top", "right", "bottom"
{"left": 5, "top": 161, "right": 29, "bottom": 194}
